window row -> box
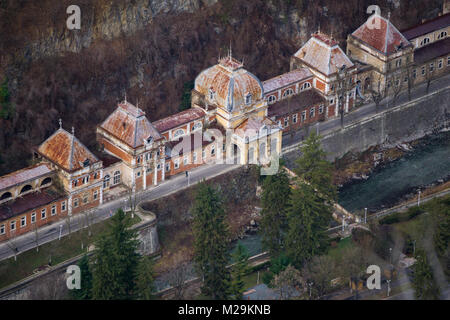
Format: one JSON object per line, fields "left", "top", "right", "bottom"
{"left": 280, "top": 105, "right": 325, "bottom": 128}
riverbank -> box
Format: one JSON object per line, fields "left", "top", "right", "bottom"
{"left": 337, "top": 130, "right": 450, "bottom": 213}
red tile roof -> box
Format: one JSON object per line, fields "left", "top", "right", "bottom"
{"left": 262, "top": 68, "right": 313, "bottom": 93}
{"left": 37, "top": 128, "right": 99, "bottom": 172}
{"left": 402, "top": 13, "right": 450, "bottom": 40}
{"left": 99, "top": 101, "right": 163, "bottom": 148}
{"left": 0, "top": 187, "right": 65, "bottom": 221}
{"left": 293, "top": 33, "right": 354, "bottom": 76}
{"left": 352, "top": 14, "right": 411, "bottom": 55}
{"left": 268, "top": 89, "right": 326, "bottom": 118}
{"left": 153, "top": 108, "right": 206, "bottom": 133}
{"left": 0, "top": 163, "right": 54, "bottom": 192}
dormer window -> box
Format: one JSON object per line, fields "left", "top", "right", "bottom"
{"left": 245, "top": 93, "right": 252, "bottom": 105}
{"left": 83, "top": 159, "right": 90, "bottom": 167}
{"left": 209, "top": 88, "right": 215, "bottom": 101}
{"left": 146, "top": 136, "right": 153, "bottom": 145}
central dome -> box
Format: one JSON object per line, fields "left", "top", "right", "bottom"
{"left": 194, "top": 56, "right": 264, "bottom": 112}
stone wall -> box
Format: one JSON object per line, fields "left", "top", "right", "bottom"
{"left": 283, "top": 87, "right": 450, "bottom": 165}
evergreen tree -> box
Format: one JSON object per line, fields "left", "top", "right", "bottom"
{"left": 260, "top": 167, "right": 291, "bottom": 256}
{"left": 70, "top": 254, "right": 92, "bottom": 300}
{"left": 294, "top": 132, "right": 336, "bottom": 201}
{"left": 412, "top": 248, "right": 441, "bottom": 300}
{"left": 285, "top": 183, "right": 332, "bottom": 269}
{"left": 192, "top": 183, "right": 231, "bottom": 299}
{"left": 0, "top": 77, "right": 14, "bottom": 120}
{"left": 230, "top": 243, "right": 250, "bottom": 300}
{"left": 92, "top": 209, "right": 140, "bottom": 300}
{"left": 179, "top": 81, "right": 195, "bottom": 111}
{"left": 135, "top": 255, "right": 155, "bottom": 300}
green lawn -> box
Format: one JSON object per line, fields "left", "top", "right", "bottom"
{"left": 328, "top": 236, "right": 354, "bottom": 259}
{"left": 0, "top": 213, "right": 141, "bottom": 289}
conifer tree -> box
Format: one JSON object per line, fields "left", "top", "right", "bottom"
{"left": 285, "top": 183, "right": 332, "bottom": 269}
{"left": 0, "top": 77, "right": 14, "bottom": 120}
{"left": 294, "top": 132, "right": 336, "bottom": 201}
{"left": 92, "top": 209, "right": 140, "bottom": 300}
{"left": 135, "top": 255, "right": 155, "bottom": 300}
{"left": 412, "top": 248, "right": 441, "bottom": 300}
{"left": 192, "top": 182, "right": 231, "bottom": 299}
{"left": 260, "top": 167, "right": 291, "bottom": 256}
{"left": 71, "top": 254, "right": 92, "bottom": 300}
{"left": 230, "top": 243, "right": 250, "bottom": 300}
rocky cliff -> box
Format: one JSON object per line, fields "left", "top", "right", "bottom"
{"left": 0, "top": 0, "right": 444, "bottom": 175}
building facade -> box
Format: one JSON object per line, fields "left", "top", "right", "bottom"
{"left": 1, "top": 9, "right": 449, "bottom": 242}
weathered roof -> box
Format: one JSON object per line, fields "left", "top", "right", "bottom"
{"left": 37, "top": 128, "right": 99, "bottom": 172}
{"left": 234, "top": 116, "right": 278, "bottom": 138}
{"left": 293, "top": 33, "right": 354, "bottom": 76}
{"left": 0, "top": 187, "right": 65, "bottom": 221}
{"left": 99, "top": 101, "right": 163, "bottom": 148}
{"left": 413, "top": 37, "right": 450, "bottom": 64}
{"left": 153, "top": 108, "right": 206, "bottom": 133}
{"left": 0, "top": 163, "right": 54, "bottom": 192}
{"left": 351, "top": 14, "right": 411, "bottom": 55}
{"left": 402, "top": 13, "right": 450, "bottom": 40}
{"left": 194, "top": 56, "right": 264, "bottom": 111}
{"left": 268, "top": 89, "right": 326, "bottom": 118}
{"left": 262, "top": 68, "right": 313, "bottom": 93}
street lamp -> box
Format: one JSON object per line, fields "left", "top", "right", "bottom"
{"left": 389, "top": 247, "right": 393, "bottom": 265}
{"left": 59, "top": 224, "right": 63, "bottom": 240}
{"left": 418, "top": 190, "right": 421, "bottom": 206}
{"left": 308, "top": 282, "right": 313, "bottom": 298}
{"left": 386, "top": 280, "right": 391, "bottom": 297}
{"left": 364, "top": 207, "right": 367, "bottom": 224}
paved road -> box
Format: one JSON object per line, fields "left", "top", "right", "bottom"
{"left": 1, "top": 74, "right": 449, "bottom": 262}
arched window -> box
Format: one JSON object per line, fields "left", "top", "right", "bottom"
{"left": 245, "top": 93, "right": 252, "bottom": 105}
{"left": 420, "top": 37, "right": 430, "bottom": 46}
{"left": 300, "top": 82, "right": 311, "bottom": 91}
{"left": 20, "top": 185, "right": 32, "bottom": 194}
{"left": 103, "top": 175, "right": 110, "bottom": 189}
{"left": 113, "top": 171, "right": 121, "bottom": 185}
{"left": 437, "top": 31, "right": 447, "bottom": 39}
{"left": 268, "top": 95, "right": 276, "bottom": 104}
{"left": 283, "top": 88, "right": 294, "bottom": 97}
{"left": 192, "top": 122, "right": 202, "bottom": 131}
{"left": 0, "top": 192, "right": 12, "bottom": 201}
{"left": 173, "top": 129, "right": 185, "bottom": 138}
{"left": 41, "top": 177, "right": 52, "bottom": 186}
{"left": 248, "top": 147, "right": 255, "bottom": 164}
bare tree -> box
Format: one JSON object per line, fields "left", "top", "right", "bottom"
{"left": 406, "top": 65, "right": 417, "bottom": 101}
{"left": 370, "top": 73, "right": 387, "bottom": 113}
{"left": 301, "top": 255, "right": 338, "bottom": 299}
{"left": 424, "top": 63, "right": 436, "bottom": 94}
{"left": 32, "top": 220, "right": 40, "bottom": 252}
{"left": 6, "top": 229, "right": 19, "bottom": 261}
{"left": 271, "top": 265, "right": 305, "bottom": 300}
{"left": 390, "top": 76, "right": 403, "bottom": 107}
{"left": 333, "top": 66, "right": 353, "bottom": 128}
{"left": 29, "top": 272, "right": 68, "bottom": 300}
{"left": 167, "top": 260, "right": 191, "bottom": 300}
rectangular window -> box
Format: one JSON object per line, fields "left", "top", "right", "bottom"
{"left": 413, "top": 69, "right": 417, "bottom": 79}
{"left": 438, "top": 59, "right": 443, "bottom": 69}
{"left": 61, "top": 201, "right": 66, "bottom": 212}
{"left": 41, "top": 209, "right": 47, "bottom": 219}
{"left": 10, "top": 220, "right": 16, "bottom": 231}
{"left": 447, "top": 56, "right": 450, "bottom": 66}
{"left": 0, "top": 224, "right": 4, "bottom": 235}
{"left": 223, "top": 143, "right": 226, "bottom": 152}
{"left": 165, "top": 163, "right": 170, "bottom": 172}
{"left": 83, "top": 194, "right": 89, "bottom": 204}
{"left": 183, "top": 155, "right": 188, "bottom": 166}
{"left": 51, "top": 205, "right": 56, "bottom": 216}
{"left": 396, "top": 59, "right": 402, "bottom": 68}
{"left": 21, "top": 216, "right": 26, "bottom": 227}
{"left": 82, "top": 176, "right": 89, "bottom": 184}
{"left": 157, "top": 163, "right": 161, "bottom": 171}
{"left": 31, "top": 212, "right": 36, "bottom": 223}
{"left": 301, "top": 111, "right": 306, "bottom": 122}
{"left": 93, "top": 190, "right": 98, "bottom": 201}
{"left": 74, "top": 198, "right": 79, "bottom": 208}
{"left": 310, "top": 107, "right": 315, "bottom": 118}
{"left": 421, "top": 66, "right": 426, "bottom": 75}
{"left": 193, "top": 152, "right": 197, "bottom": 163}
{"left": 319, "top": 105, "right": 324, "bottom": 114}
{"left": 284, "top": 117, "right": 289, "bottom": 127}
{"left": 430, "top": 63, "right": 434, "bottom": 72}
{"left": 174, "top": 159, "right": 180, "bottom": 169}
{"left": 292, "top": 114, "right": 298, "bottom": 123}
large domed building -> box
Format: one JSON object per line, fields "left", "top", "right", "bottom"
{"left": 192, "top": 54, "right": 282, "bottom": 165}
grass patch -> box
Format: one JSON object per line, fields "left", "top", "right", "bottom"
{"left": 328, "top": 236, "right": 354, "bottom": 259}
{"left": 0, "top": 213, "right": 141, "bottom": 289}
{"left": 379, "top": 206, "right": 425, "bottom": 225}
